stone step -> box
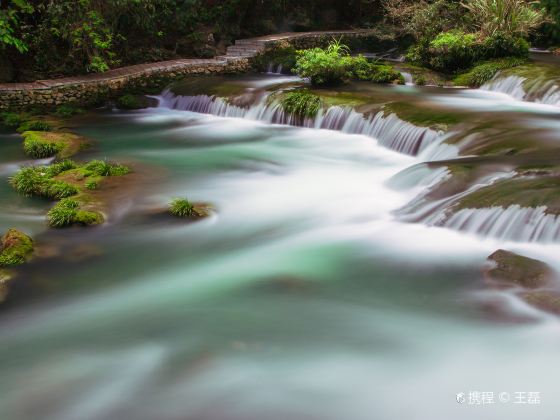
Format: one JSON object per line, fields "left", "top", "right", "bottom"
{"left": 227, "top": 46, "right": 261, "bottom": 52}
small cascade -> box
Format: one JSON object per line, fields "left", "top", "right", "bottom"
{"left": 481, "top": 75, "right": 526, "bottom": 100}
{"left": 481, "top": 72, "right": 560, "bottom": 106}
{"left": 402, "top": 72, "right": 414, "bottom": 86}
{"left": 439, "top": 205, "right": 560, "bottom": 243}
{"left": 266, "top": 63, "right": 284, "bottom": 74}
{"left": 158, "top": 90, "right": 443, "bottom": 156}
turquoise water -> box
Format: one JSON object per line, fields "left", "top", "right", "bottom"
{"left": 1, "top": 77, "right": 560, "bottom": 420}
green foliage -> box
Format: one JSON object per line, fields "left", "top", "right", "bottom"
{"left": 350, "top": 56, "right": 404, "bottom": 84}
{"left": 253, "top": 42, "right": 297, "bottom": 73}
{"left": 116, "top": 94, "right": 147, "bottom": 110}
{"left": 1, "top": 112, "right": 29, "bottom": 129}
{"left": 9, "top": 166, "right": 77, "bottom": 199}
{"left": 169, "top": 198, "right": 196, "bottom": 218}
{"left": 55, "top": 105, "right": 85, "bottom": 117}
{"left": 16, "top": 120, "right": 52, "bottom": 133}
{"left": 44, "top": 160, "right": 77, "bottom": 177}
{"left": 427, "top": 31, "right": 480, "bottom": 72}
{"left": 83, "top": 160, "right": 131, "bottom": 176}
{"left": 47, "top": 198, "right": 103, "bottom": 228}
{"left": 294, "top": 40, "right": 355, "bottom": 86}
{"left": 540, "top": 0, "right": 560, "bottom": 44}
{"left": 0, "top": 0, "right": 33, "bottom": 53}
{"left": 22, "top": 131, "right": 64, "bottom": 158}
{"left": 280, "top": 90, "right": 322, "bottom": 118}
{"left": 454, "top": 57, "right": 527, "bottom": 87}
{"left": 0, "top": 228, "right": 33, "bottom": 267}
{"left": 463, "top": 0, "right": 547, "bottom": 37}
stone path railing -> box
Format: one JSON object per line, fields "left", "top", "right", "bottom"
{"left": 0, "top": 29, "right": 378, "bottom": 110}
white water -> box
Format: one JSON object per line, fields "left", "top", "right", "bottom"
{"left": 441, "top": 205, "right": 560, "bottom": 243}
{"left": 481, "top": 73, "right": 560, "bottom": 107}
{"left": 159, "top": 91, "right": 443, "bottom": 156}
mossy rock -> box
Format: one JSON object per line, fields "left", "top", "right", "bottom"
{"left": 115, "top": 94, "right": 156, "bottom": 110}
{"left": 454, "top": 176, "right": 560, "bottom": 214}
{"left": 485, "top": 250, "right": 553, "bottom": 289}
{"left": 382, "top": 101, "right": 462, "bottom": 131}
{"left": 22, "top": 131, "right": 85, "bottom": 159}
{"left": 519, "top": 290, "right": 560, "bottom": 315}
{"left": 168, "top": 198, "right": 212, "bottom": 220}
{"left": 0, "top": 229, "right": 34, "bottom": 267}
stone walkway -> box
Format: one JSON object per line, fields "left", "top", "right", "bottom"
{"left": 0, "top": 30, "right": 378, "bottom": 108}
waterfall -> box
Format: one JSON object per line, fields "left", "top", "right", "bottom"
{"left": 266, "top": 63, "right": 284, "bottom": 74}
{"left": 481, "top": 72, "right": 560, "bottom": 107}
{"left": 481, "top": 75, "right": 526, "bottom": 100}
{"left": 438, "top": 205, "right": 560, "bottom": 243}
{"left": 159, "top": 91, "right": 443, "bottom": 156}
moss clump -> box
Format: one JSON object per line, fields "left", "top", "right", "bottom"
{"left": 279, "top": 90, "right": 323, "bottom": 118}
{"left": 22, "top": 131, "right": 83, "bottom": 159}
{"left": 47, "top": 199, "right": 103, "bottom": 228}
{"left": 0, "top": 229, "right": 33, "bottom": 267}
{"left": 383, "top": 101, "right": 462, "bottom": 130}
{"left": 351, "top": 57, "right": 404, "bottom": 84}
{"left": 116, "top": 94, "right": 151, "bottom": 110}
{"left": 453, "top": 57, "right": 527, "bottom": 87}
{"left": 486, "top": 250, "right": 552, "bottom": 289}
{"left": 454, "top": 176, "right": 560, "bottom": 214}
{"left": 11, "top": 159, "right": 131, "bottom": 228}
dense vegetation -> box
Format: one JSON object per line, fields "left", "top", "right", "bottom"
{"left": 0, "top": 0, "right": 557, "bottom": 83}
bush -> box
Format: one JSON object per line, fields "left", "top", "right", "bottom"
{"left": 293, "top": 41, "right": 355, "bottom": 86}
{"left": 428, "top": 31, "right": 480, "bottom": 72}
{"left": 280, "top": 90, "right": 322, "bottom": 118}
{"left": 483, "top": 32, "right": 529, "bottom": 58}
{"left": 169, "top": 198, "right": 196, "bottom": 218}
{"left": 16, "top": 120, "right": 52, "bottom": 133}
{"left": 454, "top": 57, "right": 527, "bottom": 87}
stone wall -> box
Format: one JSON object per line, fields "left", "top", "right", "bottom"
{"left": 0, "top": 30, "right": 389, "bottom": 111}
{"left": 0, "top": 58, "right": 250, "bottom": 110}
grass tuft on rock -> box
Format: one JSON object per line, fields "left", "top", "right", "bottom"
{"left": 0, "top": 229, "right": 33, "bottom": 267}
{"left": 169, "top": 198, "right": 197, "bottom": 218}
{"left": 47, "top": 198, "right": 103, "bottom": 228}
{"left": 16, "top": 120, "right": 52, "bottom": 133}
{"left": 21, "top": 131, "right": 84, "bottom": 159}
{"left": 280, "top": 90, "right": 323, "bottom": 118}
{"left": 454, "top": 57, "right": 527, "bottom": 87}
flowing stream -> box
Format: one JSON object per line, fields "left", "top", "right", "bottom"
{"left": 1, "top": 75, "right": 560, "bottom": 420}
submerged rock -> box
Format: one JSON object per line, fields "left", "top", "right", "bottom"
{"left": 519, "top": 291, "right": 560, "bottom": 315}
{"left": 485, "top": 249, "right": 552, "bottom": 289}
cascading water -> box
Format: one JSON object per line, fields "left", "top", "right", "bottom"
{"left": 481, "top": 75, "right": 527, "bottom": 100}
{"left": 439, "top": 205, "right": 560, "bottom": 243}
{"left": 481, "top": 72, "right": 560, "bottom": 107}
{"left": 158, "top": 90, "right": 443, "bottom": 156}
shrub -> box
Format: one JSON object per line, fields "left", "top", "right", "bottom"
{"left": 414, "top": 74, "right": 427, "bottom": 85}
{"left": 428, "top": 31, "right": 480, "bottom": 72}
{"left": 482, "top": 32, "right": 529, "bottom": 58}
{"left": 454, "top": 57, "right": 527, "bottom": 87}
{"left": 16, "top": 120, "right": 52, "bottom": 133}
{"left": 280, "top": 90, "right": 323, "bottom": 118}
{"left": 22, "top": 131, "right": 64, "bottom": 158}
{"left": 293, "top": 40, "right": 355, "bottom": 86}
{"left": 169, "top": 198, "right": 196, "bottom": 218}
{"left": 463, "top": 0, "right": 547, "bottom": 38}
